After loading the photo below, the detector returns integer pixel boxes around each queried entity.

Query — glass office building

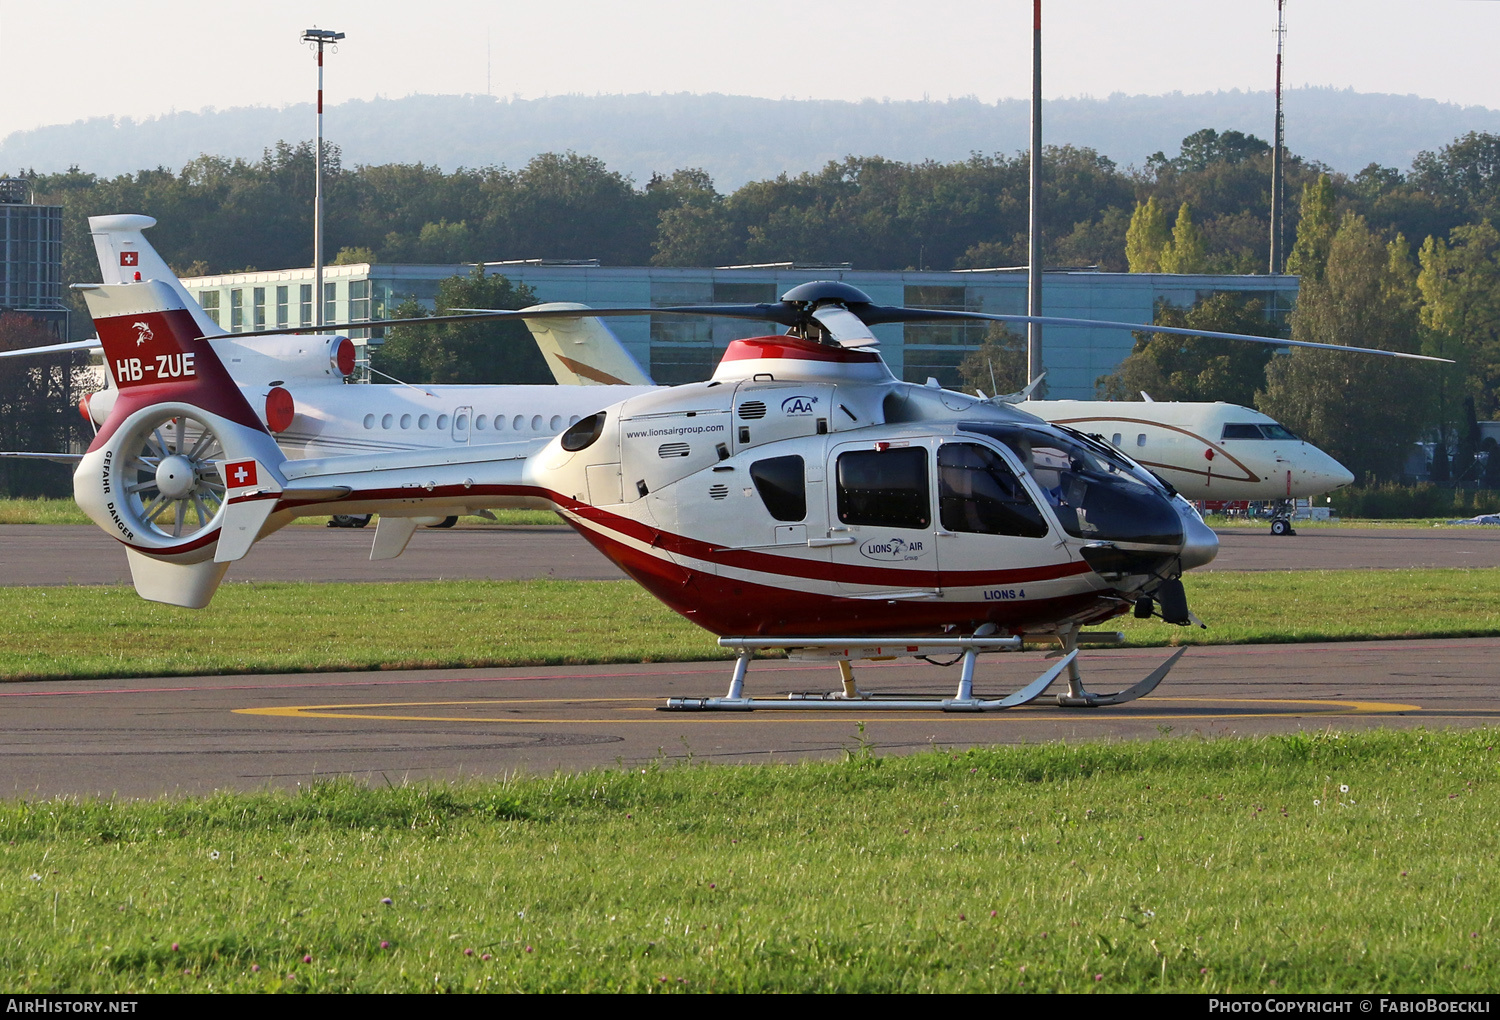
[0,179,67,337]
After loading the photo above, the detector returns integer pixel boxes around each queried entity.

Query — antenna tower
[1269,0,1286,274]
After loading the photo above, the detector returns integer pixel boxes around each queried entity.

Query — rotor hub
[155,454,197,500]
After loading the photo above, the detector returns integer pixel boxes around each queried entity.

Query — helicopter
[53,216,1446,713]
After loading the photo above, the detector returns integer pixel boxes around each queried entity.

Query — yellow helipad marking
[236,695,1421,724]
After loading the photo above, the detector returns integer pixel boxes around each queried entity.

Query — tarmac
[0,637,1493,798]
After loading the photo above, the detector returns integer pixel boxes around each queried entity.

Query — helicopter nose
[1173,495,1219,571]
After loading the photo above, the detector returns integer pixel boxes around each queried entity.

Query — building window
[324,282,337,327]
[230,289,243,332]
[650,346,717,386]
[199,291,221,327]
[349,280,369,321]
[276,286,289,328]
[300,284,313,327]
[253,287,266,331]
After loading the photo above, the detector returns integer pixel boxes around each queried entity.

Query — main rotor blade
[858,307,1453,363]
[210,298,1452,364]
[0,338,101,360]
[0,451,85,464]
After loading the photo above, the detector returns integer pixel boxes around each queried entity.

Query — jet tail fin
[521,303,654,386]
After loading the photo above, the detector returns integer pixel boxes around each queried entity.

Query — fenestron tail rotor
[116,411,227,541]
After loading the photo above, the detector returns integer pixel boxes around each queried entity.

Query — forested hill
[6,89,1499,188]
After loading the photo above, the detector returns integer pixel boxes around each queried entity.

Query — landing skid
[660,632,1186,712]
[1054,645,1186,707]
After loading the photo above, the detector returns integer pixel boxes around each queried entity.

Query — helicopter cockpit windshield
[958,421,1184,548]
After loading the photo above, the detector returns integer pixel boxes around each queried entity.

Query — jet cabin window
[938,443,1048,538]
[1222,422,1300,441]
[750,455,806,522]
[837,447,930,530]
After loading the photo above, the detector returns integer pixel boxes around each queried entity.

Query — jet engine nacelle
[211,334,356,385]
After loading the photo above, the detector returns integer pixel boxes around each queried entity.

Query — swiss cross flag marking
[226,460,258,488]
[119,251,139,267]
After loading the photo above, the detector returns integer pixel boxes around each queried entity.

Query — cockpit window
[938,443,1048,538]
[957,422,1182,547]
[1222,422,1300,441]
[750,455,806,522]
[837,447,930,530]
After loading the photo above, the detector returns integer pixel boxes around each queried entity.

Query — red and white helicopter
[14,215,1446,712]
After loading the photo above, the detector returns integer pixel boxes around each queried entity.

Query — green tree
[331,246,375,266]
[371,267,544,385]
[1096,293,1277,405]
[1410,131,1500,223]
[956,324,1027,396]
[1417,222,1500,417]
[1285,174,1337,282]
[1258,213,1433,481]
[1125,196,1170,272]
[0,313,89,496]
[1159,203,1207,273]
[1171,128,1271,172]
[650,169,735,267]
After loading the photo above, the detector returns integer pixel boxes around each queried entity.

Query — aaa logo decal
[859,536,927,562]
[781,395,818,415]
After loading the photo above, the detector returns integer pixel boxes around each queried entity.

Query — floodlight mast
[301,27,345,329]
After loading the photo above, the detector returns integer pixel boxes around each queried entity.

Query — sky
[2,0,1498,140]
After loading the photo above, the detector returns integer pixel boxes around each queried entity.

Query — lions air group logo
[132,322,154,346]
[859,535,927,562]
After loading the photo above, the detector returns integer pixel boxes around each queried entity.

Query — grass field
[0,728,1492,993]
[2,568,1499,682]
[1202,515,1478,530]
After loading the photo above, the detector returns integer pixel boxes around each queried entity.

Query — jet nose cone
[1173,495,1218,571]
[1310,446,1355,491]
